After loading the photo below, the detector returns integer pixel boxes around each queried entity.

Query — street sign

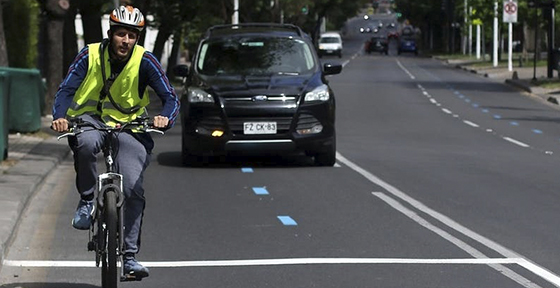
[503,0,518,23]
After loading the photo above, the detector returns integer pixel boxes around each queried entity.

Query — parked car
[173,23,343,166]
[318,32,343,58]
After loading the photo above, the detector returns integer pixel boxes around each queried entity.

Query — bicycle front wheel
[101,190,119,288]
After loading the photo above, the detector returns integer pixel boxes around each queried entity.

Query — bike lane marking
[336,152,560,287]
[3,257,522,268]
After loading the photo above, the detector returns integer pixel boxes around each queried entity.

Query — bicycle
[57,117,163,288]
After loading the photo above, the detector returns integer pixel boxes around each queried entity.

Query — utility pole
[469,6,472,56]
[463,0,467,55]
[233,0,239,24]
[546,3,555,78]
[493,1,499,67]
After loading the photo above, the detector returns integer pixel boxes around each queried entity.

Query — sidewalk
[439,56,560,106]
[0,116,70,269]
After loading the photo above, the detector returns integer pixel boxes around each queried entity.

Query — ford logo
[253,95,268,101]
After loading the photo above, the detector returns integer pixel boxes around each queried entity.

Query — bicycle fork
[89,172,126,278]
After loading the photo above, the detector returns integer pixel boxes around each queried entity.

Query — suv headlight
[304,84,330,102]
[187,87,214,103]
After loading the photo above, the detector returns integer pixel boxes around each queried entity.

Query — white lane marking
[2,258,523,268]
[396,60,415,80]
[441,108,453,114]
[518,259,560,286]
[336,152,560,287]
[372,192,541,288]
[503,137,530,148]
[463,120,479,128]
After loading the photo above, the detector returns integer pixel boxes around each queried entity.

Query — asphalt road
[4,17,560,288]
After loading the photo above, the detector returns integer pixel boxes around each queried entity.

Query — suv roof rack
[206,23,304,38]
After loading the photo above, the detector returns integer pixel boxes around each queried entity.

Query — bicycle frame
[96,131,126,283]
[57,118,163,286]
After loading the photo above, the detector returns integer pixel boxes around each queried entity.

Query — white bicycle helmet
[110,5,145,32]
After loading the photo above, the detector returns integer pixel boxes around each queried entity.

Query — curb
[0,134,70,271]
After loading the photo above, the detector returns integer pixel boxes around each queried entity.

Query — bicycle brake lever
[145,128,164,135]
[57,131,76,140]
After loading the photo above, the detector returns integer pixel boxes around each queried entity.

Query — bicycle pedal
[87,241,96,251]
[121,274,143,282]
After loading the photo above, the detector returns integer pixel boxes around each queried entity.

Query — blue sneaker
[72,199,95,230]
[124,254,149,279]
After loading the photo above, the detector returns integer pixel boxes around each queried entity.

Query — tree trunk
[81,10,104,44]
[44,0,69,115]
[166,30,182,78]
[63,4,78,73]
[134,0,151,46]
[0,1,8,67]
[151,29,171,61]
[77,0,104,44]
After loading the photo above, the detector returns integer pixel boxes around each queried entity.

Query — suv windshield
[197,36,316,76]
[319,37,340,44]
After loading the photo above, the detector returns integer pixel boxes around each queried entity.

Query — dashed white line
[441,108,453,114]
[503,137,530,148]
[463,120,479,128]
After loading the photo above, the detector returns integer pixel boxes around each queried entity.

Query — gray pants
[69,114,150,255]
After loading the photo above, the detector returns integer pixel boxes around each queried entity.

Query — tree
[41,0,69,115]
[0,0,8,67]
[4,0,39,68]
[76,0,107,45]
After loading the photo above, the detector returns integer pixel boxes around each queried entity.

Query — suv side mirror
[323,63,342,75]
[173,64,190,77]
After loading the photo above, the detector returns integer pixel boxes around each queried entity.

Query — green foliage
[3,0,39,68]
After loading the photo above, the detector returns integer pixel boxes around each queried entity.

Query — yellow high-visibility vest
[66,42,149,126]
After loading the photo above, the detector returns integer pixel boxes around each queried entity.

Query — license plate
[243,122,277,134]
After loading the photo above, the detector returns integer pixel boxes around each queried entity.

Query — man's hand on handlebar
[52,118,69,132]
[153,115,169,129]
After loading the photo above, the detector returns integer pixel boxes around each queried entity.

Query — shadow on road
[156,151,317,169]
[1,283,99,288]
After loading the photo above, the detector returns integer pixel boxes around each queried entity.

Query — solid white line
[396,60,416,80]
[372,192,541,288]
[503,137,530,148]
[463,120,479,128]
[3,258,523,268]
[336,152,559,287]
[518,259,560,286]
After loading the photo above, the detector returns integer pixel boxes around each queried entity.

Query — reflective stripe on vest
[66,42,149,127]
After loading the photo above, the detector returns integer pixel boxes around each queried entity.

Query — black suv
[173,23,342,166]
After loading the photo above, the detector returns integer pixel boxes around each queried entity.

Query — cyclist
[51,5,180,279]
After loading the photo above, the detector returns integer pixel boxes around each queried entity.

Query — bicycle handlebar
[56,118,165,140]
